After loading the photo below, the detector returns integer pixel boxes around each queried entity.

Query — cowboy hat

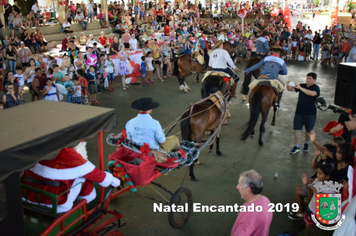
[212,40,223,50]
[259,30,269,37]
[202,30,210,35]
[270,45,283,53]
[131,97,160,111]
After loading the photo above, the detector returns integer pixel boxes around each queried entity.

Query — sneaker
[288,212,303,220]
[303,143,309,152]
[290,145,300,154]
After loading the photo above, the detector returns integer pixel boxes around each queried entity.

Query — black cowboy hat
[202,30,210,35]
[131,97,160,111]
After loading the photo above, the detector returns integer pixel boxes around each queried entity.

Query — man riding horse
[254,30,270,58]
[244,45,288,107]
[197,30,211,71]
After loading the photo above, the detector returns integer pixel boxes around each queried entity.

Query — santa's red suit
[22,142,120,213]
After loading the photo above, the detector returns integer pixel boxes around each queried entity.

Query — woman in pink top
[122,30,131,51]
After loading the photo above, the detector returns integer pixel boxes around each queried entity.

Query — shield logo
[315,193,342,225]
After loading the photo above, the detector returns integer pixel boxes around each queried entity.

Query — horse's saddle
[207,91,225,112]
[194,52,204,65]
[248,79,284,94]
[201,71,234,86]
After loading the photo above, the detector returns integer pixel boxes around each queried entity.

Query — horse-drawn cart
[0,101,197,236]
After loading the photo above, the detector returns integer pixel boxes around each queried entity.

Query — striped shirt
[18,47,31,64]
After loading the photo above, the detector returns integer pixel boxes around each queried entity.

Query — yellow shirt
[150,44,160,59]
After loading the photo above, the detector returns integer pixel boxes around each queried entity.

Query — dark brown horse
[240,84,278,146]
[180,75,231,180]
[174,42,237,91]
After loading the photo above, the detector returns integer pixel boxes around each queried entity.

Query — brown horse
[240,84,278,146]
[180,75,230,180]
[174,42,237,91]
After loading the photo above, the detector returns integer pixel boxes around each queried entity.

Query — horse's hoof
[216,151,222,156]
[191,176,197,181]
[271,122,275,126]
[205,131,211,135]
[259,142,264,146]
[208,150,213,155]
[223,120,228,125]
[250,135,254,138]
[241,95,246,101]
[195,160,200,165]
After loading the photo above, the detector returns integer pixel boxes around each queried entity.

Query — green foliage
[348,2,356,13]
[312,0,320,5]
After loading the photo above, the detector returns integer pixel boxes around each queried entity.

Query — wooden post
[101,0,108,23]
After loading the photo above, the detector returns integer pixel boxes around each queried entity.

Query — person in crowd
[231,170,273,236]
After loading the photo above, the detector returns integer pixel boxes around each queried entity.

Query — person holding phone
[287,72,320,154]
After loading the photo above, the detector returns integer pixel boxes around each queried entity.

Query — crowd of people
[1,1,356,234]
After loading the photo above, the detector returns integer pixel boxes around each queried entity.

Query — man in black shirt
[287,72,320,154]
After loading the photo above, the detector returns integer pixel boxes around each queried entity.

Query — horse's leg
[189,164,196,181]
[209,143,213,155]
[216,137,222,156]
[258,108,270,146]
[196,73,199,82]
[271,104,277,126]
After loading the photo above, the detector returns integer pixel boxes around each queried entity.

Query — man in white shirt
[75,10,88,30]
[209,40,239,81]
[31,1,40,14]
[86,0,94,23]
[304,30,314,40]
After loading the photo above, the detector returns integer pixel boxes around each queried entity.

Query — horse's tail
[241,89,262,141]
[180,108,192,141]
[173,58,179,76]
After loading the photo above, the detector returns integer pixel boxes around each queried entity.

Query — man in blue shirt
[197,30,210,71]
[254,30,270,58]
[126,98,180,152]
[244,46,288,107]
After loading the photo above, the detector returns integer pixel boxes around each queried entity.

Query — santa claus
[22,141,120,213]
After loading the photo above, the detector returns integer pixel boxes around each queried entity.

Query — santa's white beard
[74,141,88,160]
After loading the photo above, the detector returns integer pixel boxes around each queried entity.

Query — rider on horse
[197,30,211,71]
[209,40,239,82]
[244,46,288,107]
[254,30,270,58]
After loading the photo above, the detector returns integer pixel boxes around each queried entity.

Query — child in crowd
[291,38,298,59]
[236,38,246,63]
[332,41,340,65]
[97,72,104,94]
[79,72,88,105]
[145,51,154,83]
[305,38,312,60]
[43,78,59,102]
[287,38,292,59]
[320,43,331,65]
[86,66,99,105]
[162,55,169,79]
[302,164,335,229]
[63,74,74,103]
[14,66,26,91]
[105,54,115,90]
[71,76,83,104]
[140,56,146,84]
[46,68,54,80]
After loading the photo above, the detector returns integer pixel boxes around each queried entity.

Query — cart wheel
[168,187,193,229]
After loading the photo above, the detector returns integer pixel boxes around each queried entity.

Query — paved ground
[76,59,339,236]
